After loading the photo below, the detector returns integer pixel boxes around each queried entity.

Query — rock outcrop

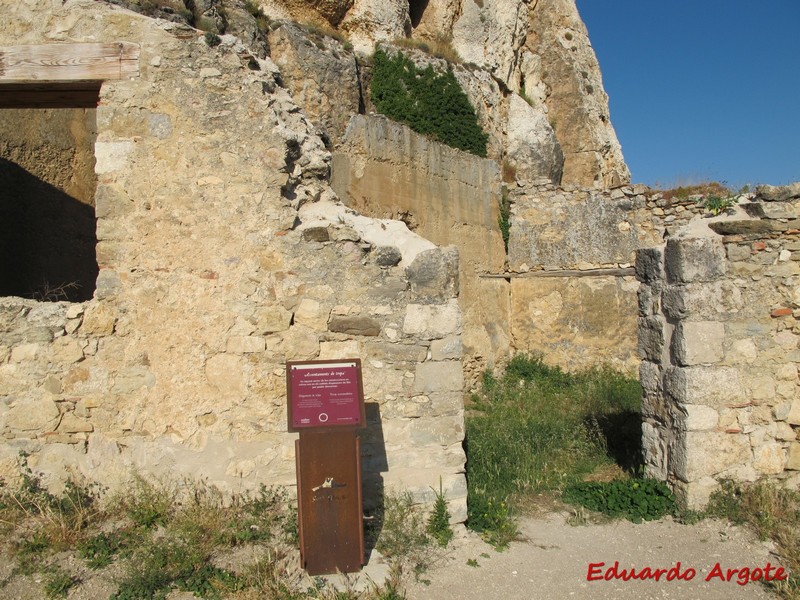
[258,0,628,188]
[524,0,629,188]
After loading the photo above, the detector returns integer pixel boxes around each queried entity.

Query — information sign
[287,359,365,431]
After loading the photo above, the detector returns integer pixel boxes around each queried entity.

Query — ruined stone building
[1,0,798,513]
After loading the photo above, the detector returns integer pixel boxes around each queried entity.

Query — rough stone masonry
[0,0,467,520]
[637,184,800,508]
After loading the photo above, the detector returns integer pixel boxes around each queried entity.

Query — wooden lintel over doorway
[0,42,140,108]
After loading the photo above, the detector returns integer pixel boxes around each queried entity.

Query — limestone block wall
[637,187,800,508]
[332,114,510,383]
[0,0,467,520]
[507,182,662,373]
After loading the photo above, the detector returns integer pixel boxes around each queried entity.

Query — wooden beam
[481,267,636,279]
[0,82,102,108]
[0,42,139,83]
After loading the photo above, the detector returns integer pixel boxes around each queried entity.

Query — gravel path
[405,514,784,600]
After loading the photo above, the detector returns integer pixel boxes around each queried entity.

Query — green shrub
[375,492,429,559]
[78,530,137,569]
[371,48,488,157]
[43,566,77,599]
[562,479,676,523]
[120,474,175,529]
[465,493,516,550]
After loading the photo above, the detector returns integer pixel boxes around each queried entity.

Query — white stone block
[294,298,330,330]
[673,477,719,511]
[684,405,719,431]
[753,443,785,474]
[95,140,134,174]
[788,399,800,425]
[673,321,724,366]
[319,340,360,360]
[6,398,60,431]
[414,361,464,393]
[673,431,751,481]
[787,443,800,470]
[403,300,462,340]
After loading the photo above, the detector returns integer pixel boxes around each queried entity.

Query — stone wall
[331,121,711,377]
[506,182,662,373]
[0,0,467,520]
[332,114,511,383]
[637,185,800,508]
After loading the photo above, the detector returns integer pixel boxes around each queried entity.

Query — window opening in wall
[0,83,100,302]
[409,0,430,29]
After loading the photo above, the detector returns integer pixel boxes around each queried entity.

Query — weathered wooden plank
[481,268,637,279]
[0,42,139,82]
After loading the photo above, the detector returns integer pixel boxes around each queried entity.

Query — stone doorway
[0,42,138,301]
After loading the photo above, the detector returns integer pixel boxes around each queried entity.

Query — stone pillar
[638,226,800,508]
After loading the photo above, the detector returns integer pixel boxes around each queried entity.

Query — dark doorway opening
[0,90,99,302]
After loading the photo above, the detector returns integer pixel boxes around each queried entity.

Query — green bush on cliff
[370,48,488,157]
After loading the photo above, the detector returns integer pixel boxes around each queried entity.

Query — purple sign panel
[287,360,365,431]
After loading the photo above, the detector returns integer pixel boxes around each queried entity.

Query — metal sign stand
[287,359,366,575]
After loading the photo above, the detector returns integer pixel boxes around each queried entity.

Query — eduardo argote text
[587,561,788,586]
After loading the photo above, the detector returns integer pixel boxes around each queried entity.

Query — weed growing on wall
[704,194,737,216]
[427,479,453,547]
[498,188,511,254]
[465,355,641,547]
[371,48,488,157]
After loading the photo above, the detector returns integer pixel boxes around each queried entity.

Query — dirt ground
[0,511,787,599]
[404,513,783,600]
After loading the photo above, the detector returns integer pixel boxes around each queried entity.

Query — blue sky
[575,0,799,190]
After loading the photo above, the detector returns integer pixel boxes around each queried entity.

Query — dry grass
[657,181,731,201]
[392,35,462,64]
[1,466,422,599]
[299,20,350,48]
[501,159,517,184]
[707,481,800,599]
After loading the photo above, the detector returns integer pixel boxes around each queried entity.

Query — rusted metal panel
[296,429,364,575]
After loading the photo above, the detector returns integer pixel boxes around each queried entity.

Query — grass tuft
[426,479,453,547]
[392,36,462,64]
[707,481,800,599]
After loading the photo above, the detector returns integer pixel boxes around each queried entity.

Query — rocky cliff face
[259,0,629,187]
